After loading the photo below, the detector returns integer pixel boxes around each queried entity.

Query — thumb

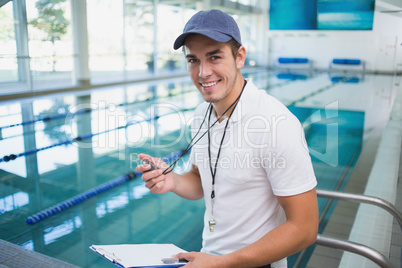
[138,153,151,160]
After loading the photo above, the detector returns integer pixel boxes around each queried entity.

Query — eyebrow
[206,49,223,57]
[185,49,224,59]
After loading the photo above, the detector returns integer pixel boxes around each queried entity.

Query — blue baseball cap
[173,9,242,50]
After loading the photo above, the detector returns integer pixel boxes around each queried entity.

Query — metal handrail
[314,189,401,267]
[315,234,395,268]
[316,189,402,230]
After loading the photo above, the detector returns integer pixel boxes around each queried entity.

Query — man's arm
[176,188,319,267]
[136,153,204,200]
[171,164,204,200]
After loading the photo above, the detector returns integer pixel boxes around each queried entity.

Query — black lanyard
[162,79,247,176]
[207,79,247,201]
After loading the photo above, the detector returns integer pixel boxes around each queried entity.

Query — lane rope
[25,149,186,225]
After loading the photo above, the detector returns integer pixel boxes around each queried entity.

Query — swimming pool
[0,69,387,267]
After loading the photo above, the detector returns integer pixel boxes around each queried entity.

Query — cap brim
[173,30,233,50]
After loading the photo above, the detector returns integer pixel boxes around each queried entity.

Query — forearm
[171,166,204,200]
[219,220,317,267]
[217,189,318,267]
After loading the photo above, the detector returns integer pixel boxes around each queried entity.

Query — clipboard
[90,243,188,268]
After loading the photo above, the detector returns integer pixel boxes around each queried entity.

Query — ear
[236,46,247,69]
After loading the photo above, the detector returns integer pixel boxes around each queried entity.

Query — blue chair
[276,57,313,70]
[329,58,366,72]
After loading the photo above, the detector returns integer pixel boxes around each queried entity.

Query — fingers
[138,153,152,163]
[135,163,152,173]
[135,153,174,193]
[136,153,157,173]
[142,168,162,182]
[147,180,166,193]
[143,171,164,188]
[174,252,194,262]
[137,154,171,174]
[136,155,166,191]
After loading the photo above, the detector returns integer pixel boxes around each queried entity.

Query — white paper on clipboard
[90,243,188,268]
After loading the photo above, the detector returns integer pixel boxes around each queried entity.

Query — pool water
[0,69,373,267]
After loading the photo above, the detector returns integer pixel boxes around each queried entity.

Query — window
[0,0,266,96]
[87,0,125,84]
[0,1,21,93]
[27,0,74,90]
[124,0,155,80]
[158,1,188,74]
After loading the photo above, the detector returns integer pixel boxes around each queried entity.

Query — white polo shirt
[190,79,317,267]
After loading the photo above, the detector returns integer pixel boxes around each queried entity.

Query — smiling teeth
[202,81,217,87]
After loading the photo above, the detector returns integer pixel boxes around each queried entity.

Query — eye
[187,58,199,64]
[210,56,220,61]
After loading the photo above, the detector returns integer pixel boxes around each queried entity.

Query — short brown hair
[228,39,241,59]
[181,35,242,59]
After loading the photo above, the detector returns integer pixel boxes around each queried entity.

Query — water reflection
[37,99,72,143]
[44,217,82,245]
[0,191,29,214]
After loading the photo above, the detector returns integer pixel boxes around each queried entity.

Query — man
[136,9,318,268]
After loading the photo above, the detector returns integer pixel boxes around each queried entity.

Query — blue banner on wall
[269,0,375,30]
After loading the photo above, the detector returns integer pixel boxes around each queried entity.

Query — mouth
[200,80,220,90]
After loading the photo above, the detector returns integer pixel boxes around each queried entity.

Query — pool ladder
[312,189,402,268]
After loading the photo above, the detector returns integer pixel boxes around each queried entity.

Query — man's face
[183,35,244,105]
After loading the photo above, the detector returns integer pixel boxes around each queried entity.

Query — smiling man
[136,9,318,268]
[183,34,244,121]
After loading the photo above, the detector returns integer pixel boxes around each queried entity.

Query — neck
[212,76,245,122]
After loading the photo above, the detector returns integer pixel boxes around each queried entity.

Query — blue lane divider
[277,73,308,80]
[26,171,138,225]
[0,107,195,163]
[0,133,93,163]
[0,108,91,130]
[0,84,199,131]
[25,149,186,225]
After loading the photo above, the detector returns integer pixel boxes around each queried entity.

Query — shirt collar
[208,78,256,124]
[228,78,256,123]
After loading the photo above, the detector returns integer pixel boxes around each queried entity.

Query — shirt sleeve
[263,104,317,196]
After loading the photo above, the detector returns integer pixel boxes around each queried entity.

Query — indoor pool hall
[0,1,401,268]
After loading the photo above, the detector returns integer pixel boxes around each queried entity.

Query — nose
[198,61,212,79]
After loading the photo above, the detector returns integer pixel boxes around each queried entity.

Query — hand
[175,252,225,268]
[135,153,175,194]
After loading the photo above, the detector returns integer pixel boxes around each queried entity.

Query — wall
[267,10,402,73]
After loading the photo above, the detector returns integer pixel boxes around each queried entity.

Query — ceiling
[1,0,401,18]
